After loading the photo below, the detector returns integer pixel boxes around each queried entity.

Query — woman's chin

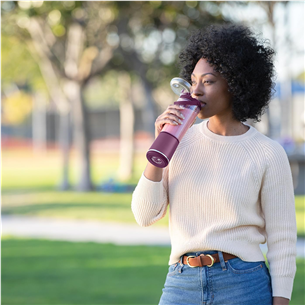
[197,112,210,120]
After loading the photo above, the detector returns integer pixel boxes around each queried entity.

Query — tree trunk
[140,78,158,135]
[259,1,277,138]
[25,19,72,191]
[63,80,92,191]
[63,22,93,191]
[121,50,157,136]
[117,72,135,181]
[58,112,71,190]
[32,91,47,154]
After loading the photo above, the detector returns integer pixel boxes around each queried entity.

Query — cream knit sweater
[131,120,297,300]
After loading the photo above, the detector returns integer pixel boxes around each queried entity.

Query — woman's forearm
[273,297,289,305]
[144,162,164,182]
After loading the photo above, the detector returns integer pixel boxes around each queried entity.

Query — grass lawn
[2,147,305,303]
[2,238,304,305]
[2,238,170,305]
[1,191,168,227]
[2,191,304,235]
[1,149,147,191]
[1,148,168,226]
[295,196,305,237]
[2,148,304,233]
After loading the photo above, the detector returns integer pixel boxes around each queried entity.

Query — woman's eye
[191,80,214,86]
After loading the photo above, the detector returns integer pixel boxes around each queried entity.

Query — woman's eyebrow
[191,73,217,77]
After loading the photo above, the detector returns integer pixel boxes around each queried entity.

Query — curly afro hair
[179,23,276,122]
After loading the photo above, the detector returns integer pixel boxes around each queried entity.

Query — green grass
[1,147,304,232]
[2,238,304,305]
[1,149,147,191]
[295,196,305,237]
[2,148,304,305]
[2,238,170,305]
[2,191,303,233]
[1,191,169,226]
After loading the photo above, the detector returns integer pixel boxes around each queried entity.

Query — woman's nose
[191,84,203,98]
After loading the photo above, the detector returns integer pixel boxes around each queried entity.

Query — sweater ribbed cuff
[131,173,167,227]
[140,172,164,187]
[272,276,294,300]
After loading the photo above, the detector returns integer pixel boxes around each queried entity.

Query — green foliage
[1,1,225,98]
[1,34,47,93]
[83,70,121,110]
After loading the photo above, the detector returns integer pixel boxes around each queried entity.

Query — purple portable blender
[146,78,201,168]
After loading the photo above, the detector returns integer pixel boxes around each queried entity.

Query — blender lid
[174,92,202,110]
[170,78,191,95]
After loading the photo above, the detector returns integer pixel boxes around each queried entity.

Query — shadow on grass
[2,180,137,195]
[1,190,138,222]
[1,186,61,194]
[2,202,130,214]
[1,190,170,225]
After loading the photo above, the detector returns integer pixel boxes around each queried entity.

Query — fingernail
[180,114,185,119]
[179,105,185,109]
[179,119,183,124]
[173,121,178,125]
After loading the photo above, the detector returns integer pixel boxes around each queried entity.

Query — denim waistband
[184,250,219,257]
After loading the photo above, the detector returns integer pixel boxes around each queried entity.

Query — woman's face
[191,58,233,121]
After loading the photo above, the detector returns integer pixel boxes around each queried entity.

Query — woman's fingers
[154,105,185,138]
[167,105,185,119]
[159,105,185,124]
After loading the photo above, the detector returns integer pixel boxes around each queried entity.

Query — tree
[2,1,118,191]
[107,1,225,180]
[2,1,224,185]
[220,0,290,137]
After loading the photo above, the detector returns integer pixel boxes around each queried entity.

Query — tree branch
[64,22,85,80]
[25,40,70,114]
[26,17,64,74]
[84,45,115,81]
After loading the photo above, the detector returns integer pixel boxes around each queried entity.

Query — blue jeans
[159,250,272,305]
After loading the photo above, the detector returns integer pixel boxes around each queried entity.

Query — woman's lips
[191,95,206,107]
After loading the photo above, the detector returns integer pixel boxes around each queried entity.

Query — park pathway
[2,215,305,257]
[1,215,170,246]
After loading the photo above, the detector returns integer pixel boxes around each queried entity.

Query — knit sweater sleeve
[260,142,297,300]
[131,166,169,227]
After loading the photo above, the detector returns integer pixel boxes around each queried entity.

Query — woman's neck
[207,118,249,136]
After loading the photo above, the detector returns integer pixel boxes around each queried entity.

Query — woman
[131,24,297,305]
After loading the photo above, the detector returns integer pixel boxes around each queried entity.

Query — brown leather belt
[179,252,237,268]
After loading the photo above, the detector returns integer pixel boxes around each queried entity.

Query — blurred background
[1,1,304,304]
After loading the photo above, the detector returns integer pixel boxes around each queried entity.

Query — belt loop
[178,255,184,273]
[218,251,227,271]
[179,255,184,266]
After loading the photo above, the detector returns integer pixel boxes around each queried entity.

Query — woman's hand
[273,297,289,305]
[154,104,185,139]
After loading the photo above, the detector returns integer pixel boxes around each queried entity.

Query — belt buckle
[187,254,215,268]
[186,256,197,268]
[199,254,215,267]
[205,254,215,267]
